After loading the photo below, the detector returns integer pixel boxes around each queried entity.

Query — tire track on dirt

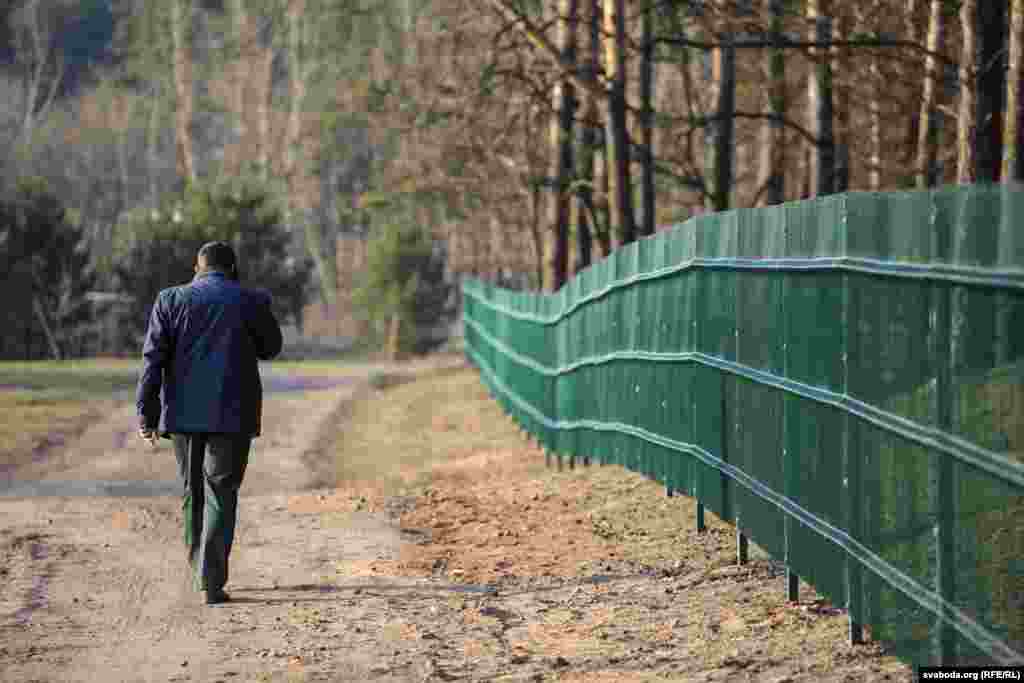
[1,533,54,628]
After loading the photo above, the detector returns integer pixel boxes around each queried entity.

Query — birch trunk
[956,0,977,183]
[807,0,834,197]
[916,0,946,188]
[867,52,882,191]
[902,0,924,165]
[1003,0,1024,182]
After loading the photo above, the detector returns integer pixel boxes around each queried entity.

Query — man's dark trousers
[173,433,251,593]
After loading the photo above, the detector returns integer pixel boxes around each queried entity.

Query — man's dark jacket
[136,272,283,437]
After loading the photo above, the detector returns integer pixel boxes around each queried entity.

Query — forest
[0,0,1020,358]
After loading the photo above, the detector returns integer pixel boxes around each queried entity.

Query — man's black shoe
[205,589,231,605]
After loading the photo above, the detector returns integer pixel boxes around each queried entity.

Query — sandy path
[0,365,451,683]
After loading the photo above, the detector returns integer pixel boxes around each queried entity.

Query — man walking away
[136,241,283,605]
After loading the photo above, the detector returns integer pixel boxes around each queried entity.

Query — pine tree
[354,221,453,358]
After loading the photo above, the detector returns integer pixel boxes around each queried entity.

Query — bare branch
[650,34,955,67]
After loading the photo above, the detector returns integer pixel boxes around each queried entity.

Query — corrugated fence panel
[462,186,1024,669]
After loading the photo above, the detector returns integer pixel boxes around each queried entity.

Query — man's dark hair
[197,241,237,275]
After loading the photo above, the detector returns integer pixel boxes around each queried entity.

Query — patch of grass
[0,359,138,396]
[331,367,533,495]
[0,359,139,467]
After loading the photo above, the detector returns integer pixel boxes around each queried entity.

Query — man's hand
[139,428,159,448]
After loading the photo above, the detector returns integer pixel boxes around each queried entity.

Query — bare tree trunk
[172,0,196,184]
[574,0,601,273]
[147,87,163,205]
[32,296,61,361]
[387,312,401,361]
[638,0,655,236]
[799,147,812,199]
[859,1,883,191]
[997,0,1020,372]
[284,0,308,187]
[956,0,978,183]
[591,0,611,260]
[757,0,786,206]
[916,0,946,188]
[545,0,578,292]
[978,2,1007,183]
[834,8,850,193]
[594,140,612,258]
[17,0,65,142]
[705,39,735,213]
[530,178,545,288]
[902,0,924,166]
[257,37,274,179]
[959,0,1007,183]
[603,0,635,246]
[1004,0,1024,183]
[867,51,882,191]
[285,1,337,308]
[574,185,593,273]
[225,0,252,178]
[807,0,834,197]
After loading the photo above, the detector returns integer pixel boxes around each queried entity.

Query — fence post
[736,524,749,566]
[845,410,864,645]
[696,501,706,533]
[837,202,865,645]
[935,457,955,664]
[781,220,799,604]
[934,267,956,665]
[787,570,799,602]
[721,372,732,528]
[929,192,958,665]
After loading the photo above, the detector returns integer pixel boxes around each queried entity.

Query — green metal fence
[462,185,1024,669]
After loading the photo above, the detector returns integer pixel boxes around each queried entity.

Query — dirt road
[0,364,457,683]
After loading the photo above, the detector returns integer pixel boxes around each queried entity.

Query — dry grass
[330,365,535,495]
